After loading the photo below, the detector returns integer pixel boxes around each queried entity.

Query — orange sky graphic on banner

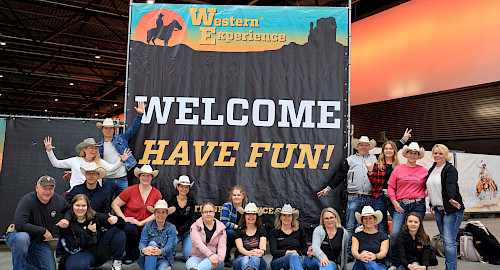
[135,9,188,47]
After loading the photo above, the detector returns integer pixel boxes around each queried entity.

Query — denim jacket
[98,113,142,171]
[139,220,177,265]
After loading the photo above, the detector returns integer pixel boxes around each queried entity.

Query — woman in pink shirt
[387,142,428,268]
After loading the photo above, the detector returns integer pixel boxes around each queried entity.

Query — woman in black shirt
[396,212,432,270]
[269,204,307,270]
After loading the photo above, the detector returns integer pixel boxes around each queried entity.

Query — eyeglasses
[202,211,214,214]
[324,217,336,221]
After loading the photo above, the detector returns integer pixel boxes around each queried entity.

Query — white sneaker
[111,260,122,270]
[388,266,397,270]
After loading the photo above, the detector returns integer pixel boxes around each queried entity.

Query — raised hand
[44,136,55,152]
[63,171,72,182]
[317,188,329,197]
[364,160,373,173]
[135,101,146,114]
[88,221,97,232]
[119,148,132,162]
[403,128,412,141]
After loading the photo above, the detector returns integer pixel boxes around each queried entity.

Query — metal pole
[0,114,102,122]
[347,0,352,157]
[124,0,134,125]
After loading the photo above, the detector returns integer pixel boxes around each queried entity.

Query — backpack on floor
[464,223,500,265]
[430,234,445,257]
[459,235,482,262]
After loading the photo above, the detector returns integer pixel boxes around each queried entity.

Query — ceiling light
[69,82,74,86]
[44,109,48,112]
[55,98,58,101]
[0,75,3,78]
[95,55,101,59]
[95,113,99,116]
[113,104,118,107]
[147,0,155,4]
[0,42,6,46]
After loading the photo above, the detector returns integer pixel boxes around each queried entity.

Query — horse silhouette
[147,15,182,46]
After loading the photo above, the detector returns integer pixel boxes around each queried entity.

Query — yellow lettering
[234,32,241,41]
[164,141,190,165]
[254,33,260,41]
[194,141,218,166]
[261,33,270,41]
[214,18,221,27]
[279,33,286,42]
[271,33,278,41]
[199,27,216,45]
[138,140,169,165]
[235,19,243,27]
[271,143,297,168]
[294,144,326,169]
[214,142,239,166]
[222,18,229,27]
[245,143,271,167]
[189,8,217,26]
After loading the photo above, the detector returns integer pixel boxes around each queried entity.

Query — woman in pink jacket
[187,202,227,270]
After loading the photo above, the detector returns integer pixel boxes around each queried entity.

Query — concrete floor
[1,217,499,270]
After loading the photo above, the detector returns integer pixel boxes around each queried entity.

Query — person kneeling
[139,200,177,270]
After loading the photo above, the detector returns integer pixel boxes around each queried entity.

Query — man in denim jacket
[97,101,145,201]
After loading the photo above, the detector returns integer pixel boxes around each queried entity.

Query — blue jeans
[5,231,56,270]
[371,194,389,234]
[64,250,94,269]
[352,260,387,270]
[226,228,236,261]
[233,255,267,270]
[95,226,126,266]
[304,256,338,270]
[186,255,224,270]
[138,241,171,270]
[174,231,192,261]
[103,176,128,202]
[434,209,463,270]
[270,253,306,270]
[346,195,373,256]
[388,199,425,265]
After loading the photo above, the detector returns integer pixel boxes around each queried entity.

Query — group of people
[5,112,464,270]
[318,130,464,270]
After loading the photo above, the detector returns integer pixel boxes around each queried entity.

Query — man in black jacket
[5,175,70,270]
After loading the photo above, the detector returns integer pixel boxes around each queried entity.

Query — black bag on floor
[464,223,500,264]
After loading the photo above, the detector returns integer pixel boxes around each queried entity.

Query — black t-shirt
[320,228,344,264]
[353,231,388,264]
[204,224,216,243]
[269,227,308,259]
[383,164,393,189]
[234,227,267,258]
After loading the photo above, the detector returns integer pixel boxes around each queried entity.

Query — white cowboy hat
[147,199,176,215]
[134,164,159,178]
[237,202,264,216]
[355,205,383,225]
[173,175,194,188]
[275,204,299,219]
[75,138,102,154]
[80,163,106,179]
[402,142,425,159]
[96,118,119,129]
[351,136,376,150]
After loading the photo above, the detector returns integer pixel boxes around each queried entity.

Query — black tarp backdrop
[127,13,349,227]
[0,117,103,235]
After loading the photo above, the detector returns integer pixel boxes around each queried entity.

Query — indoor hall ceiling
[0,0,407,118]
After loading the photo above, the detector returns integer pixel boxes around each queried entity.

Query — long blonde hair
[227,185,248,205]
[79,146,102,166]
[376,141,400,168]
[274,213,299,232]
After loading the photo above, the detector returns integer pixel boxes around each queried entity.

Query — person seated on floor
[187,202,227,270]
[395,213,433,270]
[221,185,248,267]
[6,176,70,270]
[138,200,177,270]
[233,203,267,270]
[58,194,125,270]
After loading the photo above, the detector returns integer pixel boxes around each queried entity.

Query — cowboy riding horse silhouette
[147,13,182,46]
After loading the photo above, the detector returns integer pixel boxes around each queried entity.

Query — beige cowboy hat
[275,204,299,219]
[173,175,194,188]
[80,163,106,179]
[352,136,377,150]
[75,138,102,154]
[147,199,176,215]
[355,205,383,225]
[96,118,119,129]
[134,164,159,178]
[402,142,425,159]
[237,202,264,216]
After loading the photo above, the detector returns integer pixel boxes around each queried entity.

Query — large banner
[127,4,349,226]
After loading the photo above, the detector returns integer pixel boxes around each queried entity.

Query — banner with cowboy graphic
[127,4,349,226]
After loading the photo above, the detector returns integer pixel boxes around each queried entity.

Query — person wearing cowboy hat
[111,164,162,264]
[138,200,176,270]
[166,175,195,262]
[233,203,267,270]
[317,129,412,259]
[6,175,70,270]
[387,142,428,267]
[269,204,307,270]
[97,101,145,204]
[351,206,389,270]
[65,163,110,213]
[44,136,131,192]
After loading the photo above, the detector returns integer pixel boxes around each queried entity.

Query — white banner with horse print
[457,153,500,212]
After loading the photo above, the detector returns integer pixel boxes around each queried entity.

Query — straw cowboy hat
[275,204,299,219]
[75,138,102,154]
[134,164,159,178]
[147,199,176,215]
[351,136,376,150]
[402,142,425,159]
[96,118,119,129]
[173,175,194,188]
[80,163,106,179]
[237,202,264,216]
[355,205,383,225]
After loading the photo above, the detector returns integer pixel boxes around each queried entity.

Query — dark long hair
[70,194,96,221]
[402,212,430,246]
[238,212,263,232]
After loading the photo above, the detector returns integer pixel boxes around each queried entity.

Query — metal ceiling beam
[30,0,128,21]
[0,69,125,86]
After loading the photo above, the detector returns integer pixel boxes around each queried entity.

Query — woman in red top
[111,164,162,264]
